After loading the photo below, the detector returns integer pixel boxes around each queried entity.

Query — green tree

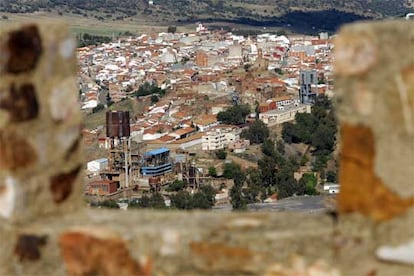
[243,168,262,203]
[208,166,217,177]
[169,185,216,210]
[223,162,245,186]
[276,140,285,155]
[299,173,319,195]
[318,77,326,84]
[274,68,283,75]
[130,193,165,209]
[326,170,337,183]
[150,94,159,104]
[217,104,250,125]
[215,149,227,160]
[261,139,276,158]
[135,82,166,97]
[282,95,336,147]
[281,95,337,178]
[92,103,105,113]
[148,193,166,209]
[240,119,269,144]
[275,164,302,198]
[311,124,335,155]
[312,154,329,172]
[170,191,193,210]
[314,94,331,109]
[198,185,216,207]
[258,156,278,187]
[257,139,301,199]
[191,192,212,209]
[92,200,119,209]
[230,184,246,210]
[167,25,177,33]
[282,122,300,143]
[166,180,187,192]
[295,113,317,144]
[106,93,114,107]
[181,56,190,65]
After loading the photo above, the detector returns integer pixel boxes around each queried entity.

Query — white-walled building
[202,127,240,151]
[259,104,311,126]
[87,158,108,173]
[202,129,226,151]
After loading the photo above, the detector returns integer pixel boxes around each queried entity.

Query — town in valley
[79,23,339,211]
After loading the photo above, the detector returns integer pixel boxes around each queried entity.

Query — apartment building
[202,127,240,151]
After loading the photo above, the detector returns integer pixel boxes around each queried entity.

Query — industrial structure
[105,110,132,189]
[87,111,178,196]
[140,147,173,177]
[86,109,219,200]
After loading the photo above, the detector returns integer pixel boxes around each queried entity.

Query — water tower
[106,111,131,188]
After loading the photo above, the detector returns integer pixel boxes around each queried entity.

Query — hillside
[84,98,145,130]
[1,0,412,33]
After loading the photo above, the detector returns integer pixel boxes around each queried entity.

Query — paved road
[213,195,335,213]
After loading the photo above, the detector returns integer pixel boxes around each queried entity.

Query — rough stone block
[0,22,82,222]
[334,21,414,221]
[0,24,43,74]
[59,227,151,276]
[14,234,47,262]
[338,124,414,221]
[190,241,261,274]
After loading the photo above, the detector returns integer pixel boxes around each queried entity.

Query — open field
[0,0,409,36]
[0,8,372,37]
[0,12,180,36]
[0,11,287,36]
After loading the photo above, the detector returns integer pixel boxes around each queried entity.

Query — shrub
[215,149,227,160]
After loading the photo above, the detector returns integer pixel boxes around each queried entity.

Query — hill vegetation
[1,0,411,33]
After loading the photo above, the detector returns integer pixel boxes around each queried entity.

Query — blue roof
[144,147,170,156]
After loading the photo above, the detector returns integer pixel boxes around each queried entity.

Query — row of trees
[92,187,216,211]
[135,82,166,100]
[282,95,336,152]
[131,181,216,210]
[217,104,250,125]
[169,185,216,210]
[282,95,337,172]
[78,33,112,47]
[221,99,339,209]
[224,135,319,210]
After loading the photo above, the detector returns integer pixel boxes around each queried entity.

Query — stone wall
[0,20,413,275]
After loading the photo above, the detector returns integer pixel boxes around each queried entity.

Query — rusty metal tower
[106,110,131,189]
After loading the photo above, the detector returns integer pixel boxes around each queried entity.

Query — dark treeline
[77,33,112,47]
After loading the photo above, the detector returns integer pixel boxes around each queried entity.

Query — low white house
[323,183,340,194]
[87,158,108,173]
[228,139,250,153]
[81,100,98,109]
